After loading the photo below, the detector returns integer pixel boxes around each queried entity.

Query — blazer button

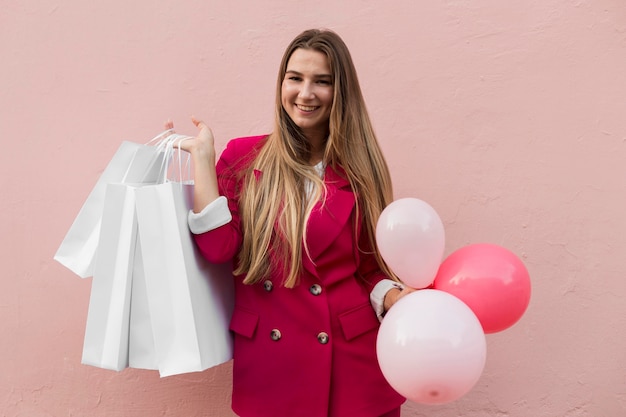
[270,329,282,341]
[263,280,273,292]
[309,284,322,296]
[317,332,329,344]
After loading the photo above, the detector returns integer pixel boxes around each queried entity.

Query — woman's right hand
[165,117,216,158]
[165,117,220,213]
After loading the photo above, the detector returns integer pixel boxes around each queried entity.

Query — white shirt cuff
[370,279,405,322]
[187,196,232,234]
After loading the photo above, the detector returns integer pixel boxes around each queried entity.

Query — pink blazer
[194,136,404,417]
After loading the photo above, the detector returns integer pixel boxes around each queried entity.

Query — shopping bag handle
[157,134,193,184]
[145,129,175,147]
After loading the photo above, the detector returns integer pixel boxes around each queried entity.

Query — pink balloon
[434,243,531,334]
[376,198,445,288]
[377,289,486,405]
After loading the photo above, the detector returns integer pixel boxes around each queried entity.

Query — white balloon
[376,289,487,405]
[376,198,445,288]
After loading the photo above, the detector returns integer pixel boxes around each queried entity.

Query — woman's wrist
[190,145,215,163]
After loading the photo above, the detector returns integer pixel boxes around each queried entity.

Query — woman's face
[281,48,334,141]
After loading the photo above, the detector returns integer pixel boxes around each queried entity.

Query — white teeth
[297,104,318,112]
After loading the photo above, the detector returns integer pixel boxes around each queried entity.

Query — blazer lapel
[303,165,355,276]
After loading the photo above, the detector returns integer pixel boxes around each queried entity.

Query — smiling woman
[171,28,408,417]
[281,48,334,162]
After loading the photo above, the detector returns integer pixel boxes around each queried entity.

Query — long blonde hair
[234,29,395,287]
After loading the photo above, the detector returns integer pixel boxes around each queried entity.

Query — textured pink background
[2,1,625,416]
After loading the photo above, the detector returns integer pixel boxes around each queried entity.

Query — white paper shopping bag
[128,235,158,370]
[81,183,138,371]
[55,142,140,278]
[54,133,170,278]
[135,181,234,377]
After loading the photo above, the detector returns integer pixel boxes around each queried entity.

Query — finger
[191,115,208,130]
[399,287,415,297]
[164,119,174,130]
[190,116,214,141]
[174,137,190,149]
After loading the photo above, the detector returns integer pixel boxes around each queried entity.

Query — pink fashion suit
[192,135,405,417]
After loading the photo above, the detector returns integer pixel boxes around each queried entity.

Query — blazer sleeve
[192,136,264,264]
[355,223,391,293]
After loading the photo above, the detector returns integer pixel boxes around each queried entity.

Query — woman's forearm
[190,148,220,213]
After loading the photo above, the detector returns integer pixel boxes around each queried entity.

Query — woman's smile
[281,48,334,142]
[296,104,321,112]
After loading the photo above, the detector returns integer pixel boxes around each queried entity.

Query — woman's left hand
[383,286,416,312]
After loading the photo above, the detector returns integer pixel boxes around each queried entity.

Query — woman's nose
[298,81,315,99]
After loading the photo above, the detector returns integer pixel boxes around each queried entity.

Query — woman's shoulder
[225,135,268,154]
[218,134,268,167]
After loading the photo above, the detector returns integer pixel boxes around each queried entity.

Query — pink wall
[2,0,625,415]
